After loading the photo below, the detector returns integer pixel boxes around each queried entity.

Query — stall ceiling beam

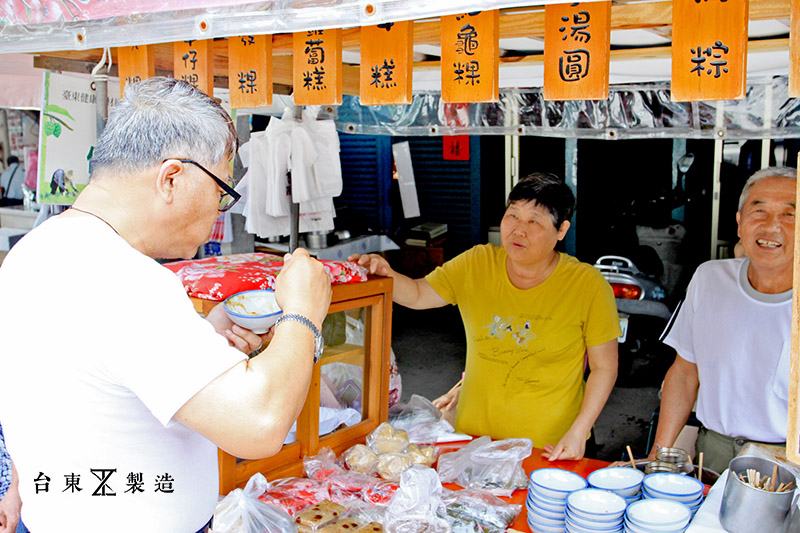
[266,0,789,54]
[410,37,791,70]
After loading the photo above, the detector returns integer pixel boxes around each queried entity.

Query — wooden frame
[788,161,800,465]
[192,276,393,492]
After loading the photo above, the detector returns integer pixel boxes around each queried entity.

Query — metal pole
[710,104,724,260]
[91,47,110,138]
[288,170,299,252]
[0,109,10,165]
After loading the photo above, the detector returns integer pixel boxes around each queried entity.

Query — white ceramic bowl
[528,509,566,527]
[528,492,568,513]
[567,510,624,530]
[626,499,691,529]
[643,486,703,506]
[530,468,589,499]
[527,500,567,520]
[223,289,282,334]
[568,488,627,518]
[623,518,685,533]
[528,517,567,533]
[643,473,703,499]
[565,516,623,533]
[589,467,646,497]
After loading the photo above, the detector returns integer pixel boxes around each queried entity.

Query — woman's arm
[542,339,618,461]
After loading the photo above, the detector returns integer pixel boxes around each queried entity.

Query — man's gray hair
[90,77,237,179]
[737,166,797,211]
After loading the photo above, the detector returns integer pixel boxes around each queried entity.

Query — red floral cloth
[163,252,368,301]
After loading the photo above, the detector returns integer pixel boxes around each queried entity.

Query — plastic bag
[366,422,409,454]
[442,489,522,532]
[389,394,449,444]
[436,436,491,484]
[303,447,345,480]
[258,477,331,516]
[385,465,450,533]
[213,473,297,533]
[436,437,532,497]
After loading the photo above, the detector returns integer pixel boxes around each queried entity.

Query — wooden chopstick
[697,452,703,481]
[771,465,778,492]
[626,445,637,469]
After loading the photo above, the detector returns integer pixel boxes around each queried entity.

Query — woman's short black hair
[506,172,575,229]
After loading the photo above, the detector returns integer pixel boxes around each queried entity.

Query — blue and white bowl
[566,514,623,533]
[625,498,691,531]
[589,467,645,498]
[530,468,589,500]
[643,473,703,501]
[223,289,282,334]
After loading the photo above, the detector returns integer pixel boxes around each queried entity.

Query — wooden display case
[191,276,393,493]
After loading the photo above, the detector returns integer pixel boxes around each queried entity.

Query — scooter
[594,255,675,387]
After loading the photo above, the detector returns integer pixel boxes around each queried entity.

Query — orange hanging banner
[671,0,749,102]
[173,39,214,96]
[360,21,413,105]
[440,10,499,103]
[228,35,273,109]
[543,1,611,101]
[293,29,342,106]
[791,0,800,97]
[117,45,156,97]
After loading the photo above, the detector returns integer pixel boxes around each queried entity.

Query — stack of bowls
[624,499,692,533]
[566,488,626,533]
[642,472,704,516]
[588,467,645,505]
[528,468,588,533]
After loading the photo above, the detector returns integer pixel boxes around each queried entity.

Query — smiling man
[648,166,797,473]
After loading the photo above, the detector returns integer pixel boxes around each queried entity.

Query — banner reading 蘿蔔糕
[37,72,119,205]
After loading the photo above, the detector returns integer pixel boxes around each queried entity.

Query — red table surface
[437,443,611,531]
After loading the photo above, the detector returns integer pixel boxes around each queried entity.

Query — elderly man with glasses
[0,77,332,533]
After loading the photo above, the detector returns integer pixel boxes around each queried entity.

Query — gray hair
[737,166,797,211]
[90,77,237,179]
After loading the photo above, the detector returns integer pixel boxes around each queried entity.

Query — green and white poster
[37,71,119,204]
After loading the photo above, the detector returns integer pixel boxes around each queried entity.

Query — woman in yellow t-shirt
[350,172,620,461]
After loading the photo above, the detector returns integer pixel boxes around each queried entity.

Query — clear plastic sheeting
[336,77,800,140]
[0,0,583,54]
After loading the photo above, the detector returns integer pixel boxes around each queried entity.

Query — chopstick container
[720,455,796,533]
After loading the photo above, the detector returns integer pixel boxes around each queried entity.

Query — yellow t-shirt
[425,245,620,447]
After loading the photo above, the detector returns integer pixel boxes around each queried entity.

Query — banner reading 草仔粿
[37,71,119,205]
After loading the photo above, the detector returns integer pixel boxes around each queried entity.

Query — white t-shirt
[663,258,791,443]
[0,214,246,532]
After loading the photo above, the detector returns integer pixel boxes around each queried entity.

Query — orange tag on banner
[671,0,749,102]
[228,35,273,109]
[293,29,343,106]
[443,136,470,161]
[173,40,214,96]
[791,0,800,97]
[360,21,413,105]
[117,45,155,97]
[440,10,500,103]
[544,1,611,101]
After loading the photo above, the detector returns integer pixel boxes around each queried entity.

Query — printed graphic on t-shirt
[482,315,535,346]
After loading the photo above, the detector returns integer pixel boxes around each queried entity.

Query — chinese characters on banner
[440,11,499,103]
[360,21,413,105]
[293,29,343,105]
[790,0,800,97]
[671,0,748,101]
[443,102,470,161]
[32,469,175,496]
[173,39,214,96]
[228,35,273,108]
[117,45,155,97]
[544,1,611,101]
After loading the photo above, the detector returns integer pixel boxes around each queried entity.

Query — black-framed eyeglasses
[168,158,241,212]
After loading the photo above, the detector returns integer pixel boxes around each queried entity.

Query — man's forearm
[650,360,699,456]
